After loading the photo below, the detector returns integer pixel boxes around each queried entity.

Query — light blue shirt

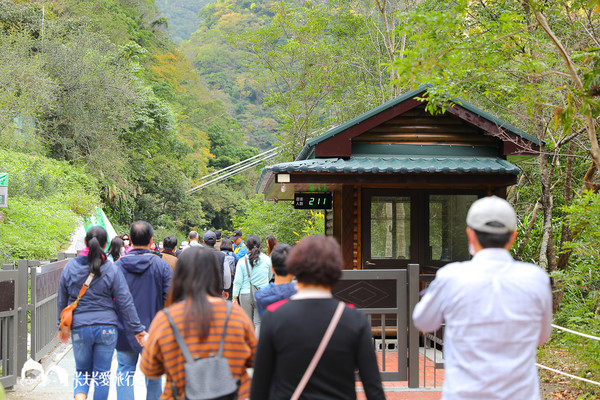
[232,253,272,297]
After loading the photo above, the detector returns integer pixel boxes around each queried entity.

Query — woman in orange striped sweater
[140,246,257,399]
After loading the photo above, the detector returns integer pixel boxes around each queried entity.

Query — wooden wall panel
[341,186,355,270]
[353,106,500,146]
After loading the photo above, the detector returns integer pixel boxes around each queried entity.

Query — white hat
[466,196,517,234]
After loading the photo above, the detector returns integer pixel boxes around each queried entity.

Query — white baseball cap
[466,196,517,234]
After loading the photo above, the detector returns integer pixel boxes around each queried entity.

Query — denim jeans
[116,350,162,400]
[71,325,117,400]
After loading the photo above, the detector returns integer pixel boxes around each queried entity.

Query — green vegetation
[0,0,268,262]
[0,149,100,261]
[154,0,215,43]
[232,198,324,246]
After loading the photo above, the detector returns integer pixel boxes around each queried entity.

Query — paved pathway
[6,344,442,400]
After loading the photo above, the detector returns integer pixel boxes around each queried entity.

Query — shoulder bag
[244,258,260,305]
[58,273,94,341]
[290,301,346,400]
[164,301,239,400]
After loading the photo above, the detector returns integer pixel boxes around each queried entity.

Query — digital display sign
[294,193,333,209]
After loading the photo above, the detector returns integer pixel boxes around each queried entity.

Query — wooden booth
[257,86,541,384]
[257,86,540,275]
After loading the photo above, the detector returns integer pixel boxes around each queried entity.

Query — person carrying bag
[231,235,272,333]
[56,226,146,400]
[58,272,94,342]
[141,247,257,400]
[164,301,239,400]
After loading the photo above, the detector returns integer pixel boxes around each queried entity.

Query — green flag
[0,173,7,187]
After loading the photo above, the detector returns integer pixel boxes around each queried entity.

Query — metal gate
[29,256,69,361]
[332,264,420,387]
[0,263,26,389]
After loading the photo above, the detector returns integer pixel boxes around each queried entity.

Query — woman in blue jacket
[57,226,146,400]
[232,234,272,334]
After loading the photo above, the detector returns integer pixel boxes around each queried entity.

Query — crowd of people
[58,224,385,400]
[57,195,552,400]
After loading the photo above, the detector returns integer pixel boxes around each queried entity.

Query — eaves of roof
[265,156,520,175]
[296,84,542,161]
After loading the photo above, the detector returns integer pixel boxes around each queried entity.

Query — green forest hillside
[155,0,214,43]
[0,0,265,262]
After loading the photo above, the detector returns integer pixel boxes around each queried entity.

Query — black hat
[230,230,243,240]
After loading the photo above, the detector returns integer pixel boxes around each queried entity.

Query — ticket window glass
[362,191,479,269]
[370,196,411,261]
[428,194,477,263]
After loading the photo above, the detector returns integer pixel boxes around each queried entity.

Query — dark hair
[85,226,107,277]
[271,243,291,276]
[107,237,124,262]
[163,235,177,251]
[287,236,342,287]
[188,230,198,240]
[220,238,233,252]
[266,235,278,256]
[166,247,221,339]
[214,230,222,240]
[246,235,261,267]
[130,220,153,246]
[473,229,513,248]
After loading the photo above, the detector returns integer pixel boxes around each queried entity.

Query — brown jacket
[161,251,178,271]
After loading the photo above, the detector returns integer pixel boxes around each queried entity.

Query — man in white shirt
[181,230,202,253]
[413,196,552,400]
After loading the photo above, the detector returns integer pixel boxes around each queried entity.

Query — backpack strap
[163,308,194,364]
[217,301,233,357]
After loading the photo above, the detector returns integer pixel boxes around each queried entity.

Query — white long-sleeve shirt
[413,248,552,400]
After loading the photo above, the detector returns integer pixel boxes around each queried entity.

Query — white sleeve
[222,259,232,290]
[412,276,446,333]
[538,274,553,345]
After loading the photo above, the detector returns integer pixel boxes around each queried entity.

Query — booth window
[428,194,477,262]
[363,190,481,269]
[370,196,411,260]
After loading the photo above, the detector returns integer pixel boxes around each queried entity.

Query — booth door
[361,190,480,272]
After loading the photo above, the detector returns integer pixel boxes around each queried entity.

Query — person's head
[85,226,108,276]
[167,247,221,338]
[230,229,243,245]
[220,238,233,252]
[287,235,342,288]
[107,237,124,262]
[214,230,222,241]
[119,233,131,248]
[266,235,278,256]
[203,230,217,247]
[246,234,262,266]
[271,243,292,277]
[163,235,177,252]
[130,220,154,247]
[188,230,199,242]
[466,196,518,251]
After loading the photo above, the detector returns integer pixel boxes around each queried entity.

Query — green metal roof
[265,156,520,175]
[296,84,541,160]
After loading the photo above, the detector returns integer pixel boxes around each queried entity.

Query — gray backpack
[163,301,239,400]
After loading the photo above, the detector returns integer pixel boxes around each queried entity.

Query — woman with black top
[251,235,385,399]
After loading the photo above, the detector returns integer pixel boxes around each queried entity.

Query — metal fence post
[16,260,29,375]
[407,263,420,388]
